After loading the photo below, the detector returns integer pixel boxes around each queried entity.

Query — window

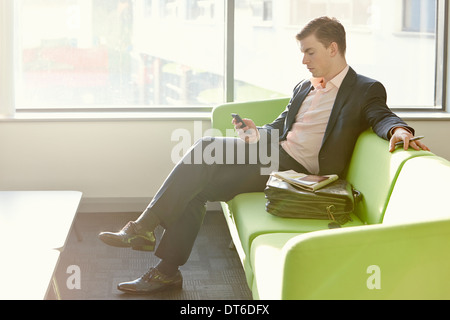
[288,0,372,27]
[250,0,273,23]
[403,0,436,33]
[186,0,216,21]
[234,0,286,102]
[235,0,443,109]
[1,0,446,114]
[15,0,225,109]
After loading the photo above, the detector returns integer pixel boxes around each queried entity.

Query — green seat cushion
[228,192,364,261]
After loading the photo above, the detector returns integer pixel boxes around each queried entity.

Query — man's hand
[232,118,259,144]
[232,117,256,131]
[389,127,430,153]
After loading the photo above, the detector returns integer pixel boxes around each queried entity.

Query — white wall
[0,119,211,212]
[406,119,450,157]
[0,118,448,213]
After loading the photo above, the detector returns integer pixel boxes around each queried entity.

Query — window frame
[0,0,449,119]
[433,0,448,112]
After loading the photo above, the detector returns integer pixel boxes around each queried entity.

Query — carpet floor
[53,211,252,300]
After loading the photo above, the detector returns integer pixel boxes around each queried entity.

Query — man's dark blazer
[261,67,414,176]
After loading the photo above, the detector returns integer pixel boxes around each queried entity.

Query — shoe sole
[98,234,155,252]
[131,244,155,252]
[117,280,183,295]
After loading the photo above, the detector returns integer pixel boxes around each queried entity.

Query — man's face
[299,34,334,79]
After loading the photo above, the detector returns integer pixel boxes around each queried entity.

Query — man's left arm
[363,81,430,153]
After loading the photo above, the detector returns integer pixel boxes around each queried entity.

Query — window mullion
[436,0,449,111]
[435,1,448,108]
[225,0,235,103]
[0,0,15,118]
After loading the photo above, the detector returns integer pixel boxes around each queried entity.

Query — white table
[0,191,82,299]
[0,248,60,300]
[0,191,82,250]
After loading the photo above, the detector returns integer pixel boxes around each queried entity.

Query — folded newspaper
[271,170,339,192]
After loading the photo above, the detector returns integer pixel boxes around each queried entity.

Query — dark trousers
[138,136,308,266]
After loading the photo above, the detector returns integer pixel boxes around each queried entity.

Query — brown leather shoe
[118,268,183,294]
[98,221,156,252]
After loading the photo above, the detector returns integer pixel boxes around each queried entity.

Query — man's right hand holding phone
[231,113,259,144]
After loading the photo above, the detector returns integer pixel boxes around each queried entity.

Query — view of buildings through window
[16,0,438,109]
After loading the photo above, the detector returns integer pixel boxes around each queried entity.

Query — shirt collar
[311,65,349,90]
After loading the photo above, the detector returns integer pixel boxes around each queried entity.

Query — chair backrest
[211,98,290,135]
[345,130,433,224]
[382,156,450,224]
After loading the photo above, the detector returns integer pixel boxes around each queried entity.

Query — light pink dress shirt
[237,66,350,174]
[280,65,350,174]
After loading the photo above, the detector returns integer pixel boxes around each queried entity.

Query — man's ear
[329,42,339,57]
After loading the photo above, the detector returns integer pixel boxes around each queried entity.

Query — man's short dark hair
[296,16,347,56]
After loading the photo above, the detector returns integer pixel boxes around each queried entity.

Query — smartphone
[231,113,247,129]
[395,136,425,146]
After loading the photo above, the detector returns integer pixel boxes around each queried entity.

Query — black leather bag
[264,176,360,225]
